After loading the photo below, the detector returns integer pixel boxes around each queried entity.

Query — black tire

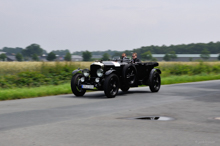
[71,74,86,96]
[149,71,161,92]
[122,64,137,86]
[104,74,120,98]
[120,85,130,92]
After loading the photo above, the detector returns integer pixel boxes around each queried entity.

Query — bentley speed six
[71,59,161,98]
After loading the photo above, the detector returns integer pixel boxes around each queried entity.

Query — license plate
[82,85,94,89]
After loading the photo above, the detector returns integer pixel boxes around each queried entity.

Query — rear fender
[155,68,161,74]
[150,68,161,75]
[149,68,161,79]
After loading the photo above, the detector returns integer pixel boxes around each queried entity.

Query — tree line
[0,44,72,61]
[132,41,220,55]
[1,41,220,61]
[81,51,110,61]
[81,41,220,61]
[73,41,220,57]
[74,49,117,56]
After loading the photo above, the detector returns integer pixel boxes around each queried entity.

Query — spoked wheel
[123,65,137,86]
[71,74,86,96]
[104,74,120,98]
[149,71,161,92]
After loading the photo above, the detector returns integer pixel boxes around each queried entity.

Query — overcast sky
[1,0,220,52]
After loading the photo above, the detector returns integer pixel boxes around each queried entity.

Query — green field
[0,61,220,101]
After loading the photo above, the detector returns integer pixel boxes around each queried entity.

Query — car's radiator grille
[90,65,101,77]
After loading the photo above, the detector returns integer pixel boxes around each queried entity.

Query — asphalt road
[0,80,220,146]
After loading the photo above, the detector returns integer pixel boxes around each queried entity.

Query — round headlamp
[80,77,85,82]
[97,68,103,77]
[95,78,100,83]
[82,69,90,77]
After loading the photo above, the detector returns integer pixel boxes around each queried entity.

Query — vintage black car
[71,59,161,98]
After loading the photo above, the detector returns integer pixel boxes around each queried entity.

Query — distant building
[55,55,64,61]
[72,55,83,61]
[39,54,65,61]
[92,55,102,59]
[0,52,17,61]
[152,54,219,61]
[0,51,6,55]
[58,55,64,61]
[40,54,48,61]
[6,55,16,61]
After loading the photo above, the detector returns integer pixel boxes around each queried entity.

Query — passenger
[132,52,141,63]
[121,53,128,60]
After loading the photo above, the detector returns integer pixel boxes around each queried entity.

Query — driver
[132,52,141,63]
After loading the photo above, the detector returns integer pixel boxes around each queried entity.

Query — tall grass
[1,61,219,75]
[0,62,80,88]
[0,61,90,75]
[157,61,220,77]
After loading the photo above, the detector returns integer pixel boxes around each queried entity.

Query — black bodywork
[71,59,161,98]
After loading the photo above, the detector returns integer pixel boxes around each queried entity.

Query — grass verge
[0,83,72,101]
[0,74,220,101]
[162,74,220,84]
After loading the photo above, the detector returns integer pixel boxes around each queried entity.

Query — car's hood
[92,61,124,67]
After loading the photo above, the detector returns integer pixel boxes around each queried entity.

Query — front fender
[105,69,116,76]
[72,69,82,76]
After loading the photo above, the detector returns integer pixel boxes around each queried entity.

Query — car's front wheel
[71,74,86,96]
[104,74,120,98]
